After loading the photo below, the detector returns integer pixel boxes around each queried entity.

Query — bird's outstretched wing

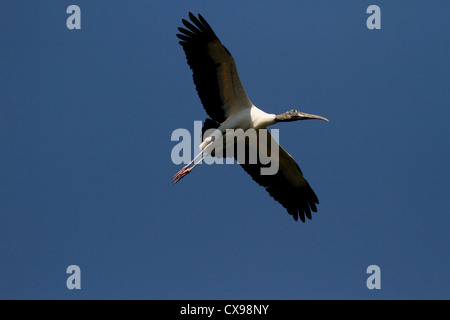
[177,13,252,123]
[235,130,319,222]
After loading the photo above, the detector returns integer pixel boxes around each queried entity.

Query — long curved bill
[298,112,329,122]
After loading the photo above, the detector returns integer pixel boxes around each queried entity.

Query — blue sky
[1,1,449,299]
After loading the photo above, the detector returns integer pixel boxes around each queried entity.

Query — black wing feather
[177,13,228,123]
[234,132,320,222]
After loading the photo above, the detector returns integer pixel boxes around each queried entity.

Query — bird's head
[275,109,329,123]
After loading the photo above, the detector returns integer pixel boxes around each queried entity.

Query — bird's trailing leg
[172,137,216,184]
[171,163,191,184]
[172,151,208,184]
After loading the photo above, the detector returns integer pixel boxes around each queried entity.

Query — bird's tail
[200,118,221,157]
[201,118,220,137]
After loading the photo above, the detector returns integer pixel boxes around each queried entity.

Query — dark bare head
[275,109,329,123]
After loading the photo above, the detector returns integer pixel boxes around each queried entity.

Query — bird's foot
[172,164,189,180]
[172,165,192,184]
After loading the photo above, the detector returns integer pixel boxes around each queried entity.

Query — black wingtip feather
[304,203,312,220]
[178,27,195,38]
[176,34,190,42]
[288,207,298,221]
[181,19,197,33]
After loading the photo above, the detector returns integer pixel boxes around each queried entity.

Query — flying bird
[173,13,328,222]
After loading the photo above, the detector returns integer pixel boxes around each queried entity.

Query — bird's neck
[250,106,276,129]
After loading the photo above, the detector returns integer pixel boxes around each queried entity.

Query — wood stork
[173,13,328,222]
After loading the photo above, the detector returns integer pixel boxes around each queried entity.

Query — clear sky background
[1,1,449,299]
